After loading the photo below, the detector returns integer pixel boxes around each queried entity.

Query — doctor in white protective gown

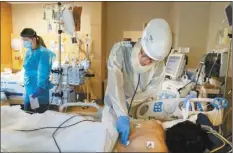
[104,18,172,145]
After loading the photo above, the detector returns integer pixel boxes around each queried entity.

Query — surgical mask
[131,42,156,74]
[24,41,32,49]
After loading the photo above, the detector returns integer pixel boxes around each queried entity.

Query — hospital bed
[1,70,25,102]
[1,102,232,152]
[1,105,118,152]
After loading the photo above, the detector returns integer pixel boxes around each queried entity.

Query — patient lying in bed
[115,120,168,152]
[115,114,214,153]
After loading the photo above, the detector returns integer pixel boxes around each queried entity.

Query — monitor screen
[225,3,232,26]
[165,55,181,76]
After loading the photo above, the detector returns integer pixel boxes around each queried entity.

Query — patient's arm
[114,120,168,152]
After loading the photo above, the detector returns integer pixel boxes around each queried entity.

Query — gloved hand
[31,87,44,99]
[116,116,130,145]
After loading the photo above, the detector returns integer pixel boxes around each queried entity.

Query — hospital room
[1,1,232,152]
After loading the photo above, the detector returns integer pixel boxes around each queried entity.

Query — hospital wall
[166,2,232,71]
[1,2,13,71]
[104,2,232,71]
[105,2,214,69]
[105,2,172,60]
[11,2,91,34]
[169,2,210,69]
[11,2,105,100]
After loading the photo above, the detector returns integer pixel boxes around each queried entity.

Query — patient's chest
[114,120,168,152]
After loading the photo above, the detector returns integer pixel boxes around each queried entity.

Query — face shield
[141,18,172,61]
[131,41,156,74]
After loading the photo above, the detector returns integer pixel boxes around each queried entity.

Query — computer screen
[165,55,182,77]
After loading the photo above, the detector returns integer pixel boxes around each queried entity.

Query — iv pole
[57,2,63,104]
[46,2,98,113]
[58,2,62,73]
[223,33,232,98]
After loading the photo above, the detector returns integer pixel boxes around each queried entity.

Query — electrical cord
[177,80,193,93]
[128,74,141,114]
[194,62,204,88]
[178,53,208,92]
[53,118,95,153]
[209,131,226,153]
[15,115,96,153]
[204,125,233,153]
[52,115,78,153]
[15,115,78,131]
[52,115,76,153]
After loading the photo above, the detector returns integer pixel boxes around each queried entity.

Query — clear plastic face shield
[131,41,157,74]
[131,19,172,74]
[141,19,172,62]
[138,47,154,66]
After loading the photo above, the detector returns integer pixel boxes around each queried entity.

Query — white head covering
[141,18,172,61]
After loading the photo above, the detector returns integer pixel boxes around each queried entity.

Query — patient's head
[165,120,212,153]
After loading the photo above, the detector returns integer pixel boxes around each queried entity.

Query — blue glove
[31,87,44,99]
[116,116,130,145]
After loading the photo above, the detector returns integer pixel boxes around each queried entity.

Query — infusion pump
[49,62,87,106]
[51,62,87,86]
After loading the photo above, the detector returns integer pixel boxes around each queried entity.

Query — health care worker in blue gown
[104,19,172,145]
[20,28,56,113]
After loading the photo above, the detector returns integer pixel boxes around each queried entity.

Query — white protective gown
[104,41,165,117]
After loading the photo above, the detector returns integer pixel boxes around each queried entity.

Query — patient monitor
[160,49,192,99]
[165,53,187,80]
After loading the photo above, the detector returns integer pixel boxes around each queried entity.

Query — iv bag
[62,7,75,36]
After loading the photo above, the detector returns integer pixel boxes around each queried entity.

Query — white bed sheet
[1,105,118,152]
